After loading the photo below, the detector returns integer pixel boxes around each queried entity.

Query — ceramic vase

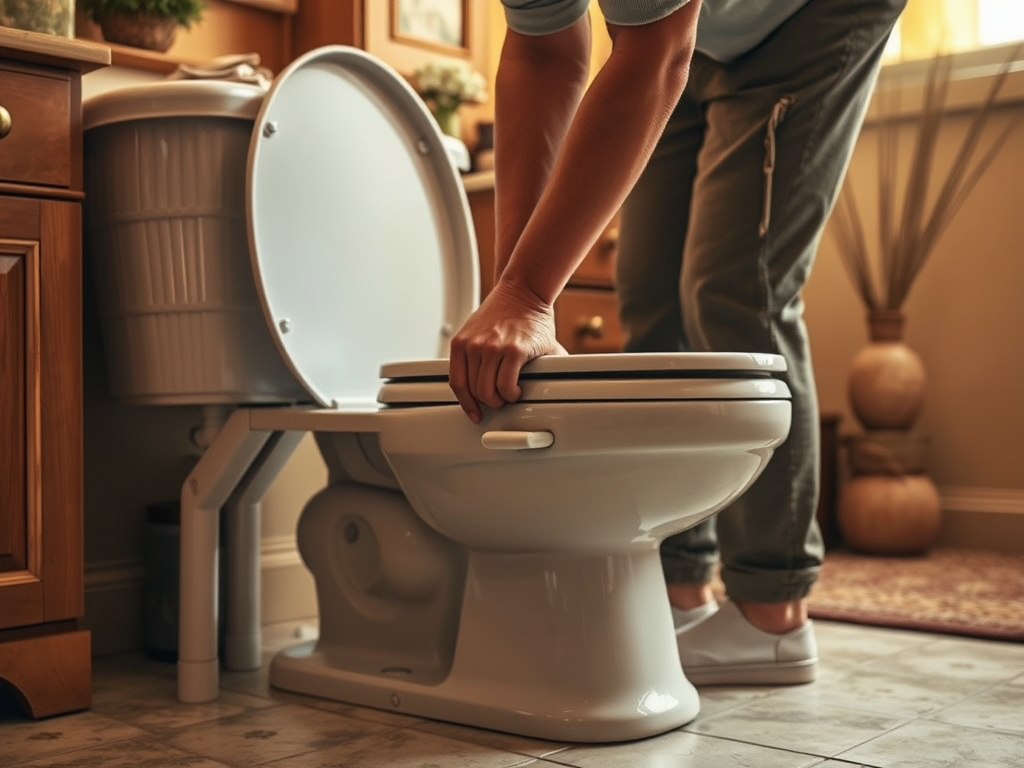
[432,107,461,140]
[97,12,178,52]
[847,310,926,430]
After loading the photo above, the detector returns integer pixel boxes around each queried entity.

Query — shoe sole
[684,658,818,686]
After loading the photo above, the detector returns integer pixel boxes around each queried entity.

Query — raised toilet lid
[378,353,792,404]
[247,46,478,408]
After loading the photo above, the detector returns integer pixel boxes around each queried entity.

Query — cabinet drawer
[555,288,624,354]
[0,67,71,188]
[572,217,618,288]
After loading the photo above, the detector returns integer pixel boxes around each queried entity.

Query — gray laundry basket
[83,80,307,405]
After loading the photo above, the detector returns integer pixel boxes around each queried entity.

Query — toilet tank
[83,81,309,405]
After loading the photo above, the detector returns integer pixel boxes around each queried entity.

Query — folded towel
[167,53,273,89]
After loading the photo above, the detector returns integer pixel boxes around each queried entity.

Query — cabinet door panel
[0,207,44,630]
[0,198,81,629]
[0,253,27,571]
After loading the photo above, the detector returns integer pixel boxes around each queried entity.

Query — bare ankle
[734,599,808,634]
[667,582,715,610]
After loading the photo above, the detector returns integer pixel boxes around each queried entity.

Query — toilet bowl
[82,46,793,742]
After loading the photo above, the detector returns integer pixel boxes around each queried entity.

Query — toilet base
[270,549,700,742]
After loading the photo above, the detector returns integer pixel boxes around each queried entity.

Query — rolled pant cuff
[720,567,818,603]
[663,562,719,587]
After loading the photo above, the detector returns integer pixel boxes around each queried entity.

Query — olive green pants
[617,0,906,602]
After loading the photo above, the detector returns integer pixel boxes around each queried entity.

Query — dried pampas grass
[830,45,1022,312]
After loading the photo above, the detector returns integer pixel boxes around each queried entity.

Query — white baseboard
[83,561,146,657]
[937,486,1024,553]
[939,485,1024,515]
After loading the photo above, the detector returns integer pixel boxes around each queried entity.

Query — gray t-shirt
[502,0,813,62]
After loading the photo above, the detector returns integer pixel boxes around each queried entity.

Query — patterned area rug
[808,547,1024,642]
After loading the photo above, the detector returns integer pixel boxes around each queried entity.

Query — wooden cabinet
[464,176,624,354]
[555,219,623,353]
[0,29,108,719]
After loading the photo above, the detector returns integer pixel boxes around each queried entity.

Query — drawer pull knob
[577,315,605,339]
[0,106,11,139]
[598,227,619,257]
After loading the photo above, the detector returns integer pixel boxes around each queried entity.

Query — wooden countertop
[0,26,110,71]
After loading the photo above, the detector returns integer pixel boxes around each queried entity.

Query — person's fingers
[495,351,526,405]
[471,342,507,410]
[448,343,482,422]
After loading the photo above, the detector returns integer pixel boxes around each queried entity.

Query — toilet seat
[246,47,479,408]
[378,352,791,404]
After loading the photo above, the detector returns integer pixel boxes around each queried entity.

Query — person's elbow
[608,1,701,97]
[500,15,592,85]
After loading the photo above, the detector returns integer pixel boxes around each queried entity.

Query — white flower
[412,59,487,112]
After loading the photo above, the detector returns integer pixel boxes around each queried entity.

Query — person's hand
[449,279,566,422]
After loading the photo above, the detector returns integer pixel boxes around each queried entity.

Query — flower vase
[432,107,461,140]
[847,310,926,430]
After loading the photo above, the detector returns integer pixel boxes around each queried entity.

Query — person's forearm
[493,18,592,282]
[500,1,701,306]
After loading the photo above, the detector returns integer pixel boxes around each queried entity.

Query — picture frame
[390,0,468,54]
[224,0,299,12]
[365,0,487,77]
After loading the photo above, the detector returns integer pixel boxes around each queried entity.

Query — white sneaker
[676,600,817,685]
[670,601,719,633]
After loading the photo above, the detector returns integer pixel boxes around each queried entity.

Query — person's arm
[492,15,593,282]
[501,2,700,305]
[449,1,701,422]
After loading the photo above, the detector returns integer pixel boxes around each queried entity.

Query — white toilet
[83,46,793,743]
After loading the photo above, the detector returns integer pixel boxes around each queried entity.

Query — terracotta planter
[848,310,926,430]
[97,12,178,52]
[837,473,941,555]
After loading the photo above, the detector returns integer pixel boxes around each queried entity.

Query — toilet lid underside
[378,352,791,404]
[247,46,478,409]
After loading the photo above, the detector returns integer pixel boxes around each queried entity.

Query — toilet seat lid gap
[380,352,788,382]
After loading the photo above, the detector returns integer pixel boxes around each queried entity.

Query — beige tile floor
[2,619,1023,767]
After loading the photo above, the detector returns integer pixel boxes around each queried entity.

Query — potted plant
[409,59,487,140]
[0,0,75,37]
[80,0,205,52]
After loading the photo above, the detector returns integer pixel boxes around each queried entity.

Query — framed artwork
[365,0,487,76]
[391,0,468,54]
[225,0,299,12]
